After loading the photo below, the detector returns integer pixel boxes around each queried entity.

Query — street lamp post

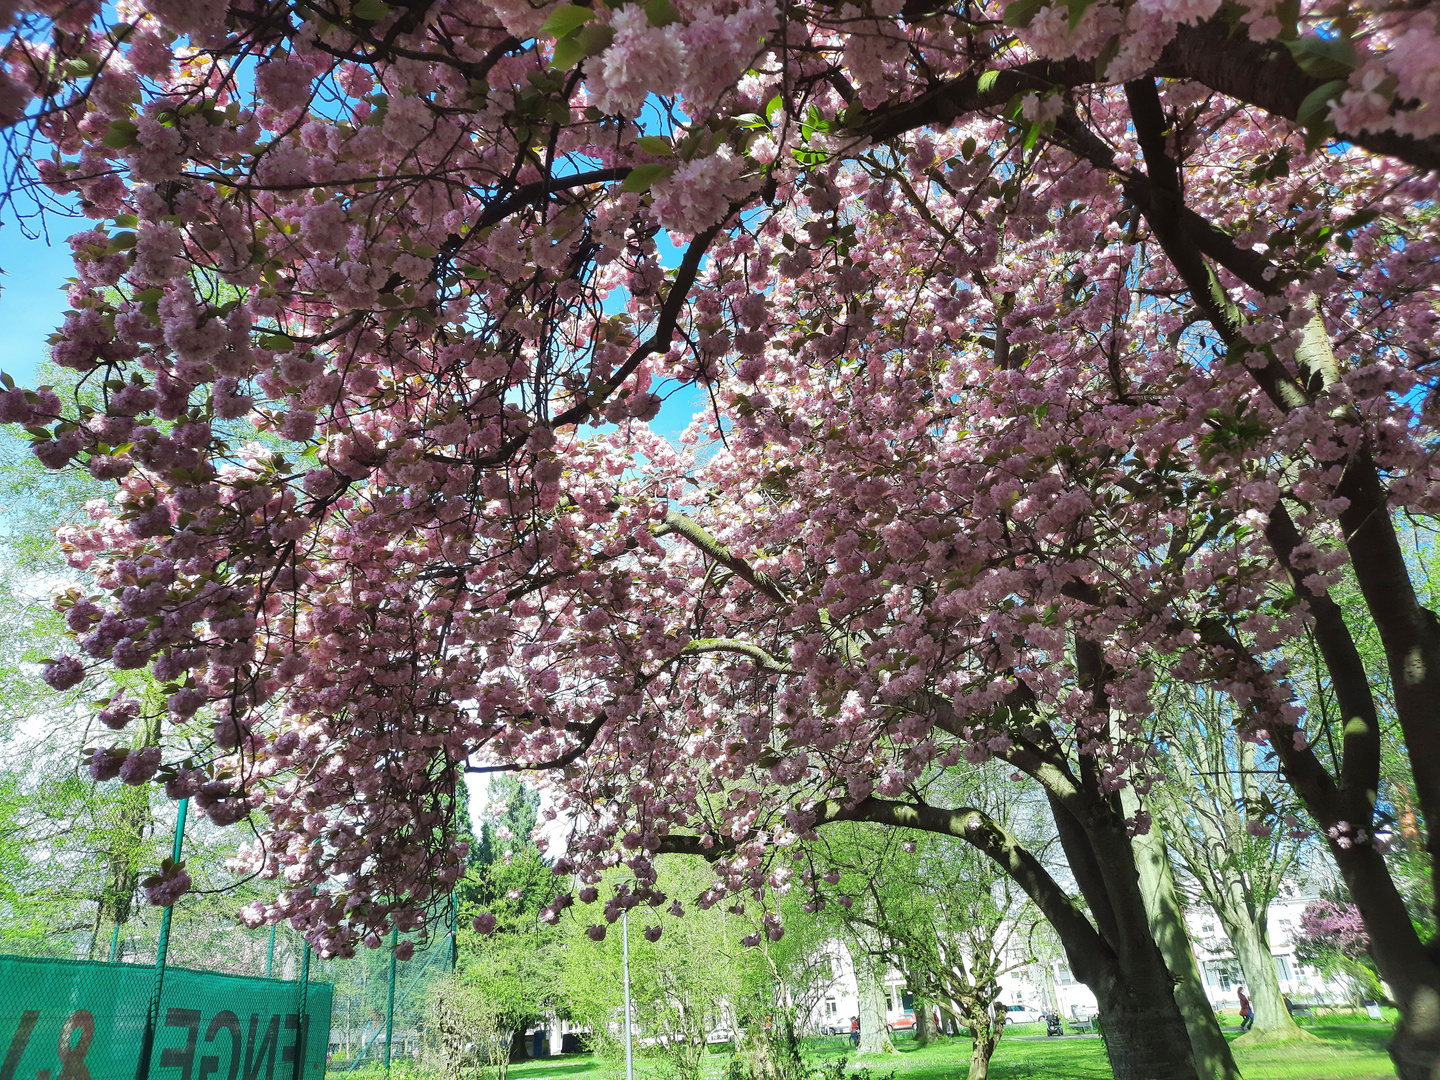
[622,906,635,1080]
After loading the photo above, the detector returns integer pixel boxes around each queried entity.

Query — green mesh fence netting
[0,954,332,1080]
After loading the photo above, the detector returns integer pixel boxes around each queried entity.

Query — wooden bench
[1286,1002,1316,1025]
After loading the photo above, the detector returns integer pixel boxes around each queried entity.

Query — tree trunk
[86,707,160,961]
[855,949,894,1054]
[1227,914,1308,1043]
[913,996,931,1046]
[1047,792,1201,1080]
[837,789,1200,1079]
[965,1019,999,1080]
[1123,788,1244,1080]
[508,1029,529,1063]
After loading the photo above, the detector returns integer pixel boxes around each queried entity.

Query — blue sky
[0,210,708,439]
[0,212,86,388]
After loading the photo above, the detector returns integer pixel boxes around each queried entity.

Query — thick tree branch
[1264,502,1381,801]
[655,507,789,604]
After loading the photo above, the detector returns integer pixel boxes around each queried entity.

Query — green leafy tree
[808,773,1044,1080]
[455,776,564,1060]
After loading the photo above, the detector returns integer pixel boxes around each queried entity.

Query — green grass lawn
[500,1017,1398,1080]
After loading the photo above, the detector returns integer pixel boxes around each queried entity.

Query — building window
[1273,955,1292,982]
[1203,960,1242,993]
[825,1000,837,1017]
[1055,963,1076,986]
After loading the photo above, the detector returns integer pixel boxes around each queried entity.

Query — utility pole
[621,907,634,1080]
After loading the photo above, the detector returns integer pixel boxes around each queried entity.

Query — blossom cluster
[0,0,1431,956]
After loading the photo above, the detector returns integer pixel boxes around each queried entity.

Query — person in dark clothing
[1238,987,1254,1032]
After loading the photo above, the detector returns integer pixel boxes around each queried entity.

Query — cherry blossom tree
[1,0,1439,1075]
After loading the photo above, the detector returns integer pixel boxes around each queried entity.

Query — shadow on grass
[468,1019,1399,1080]
[509,1057,608,1078]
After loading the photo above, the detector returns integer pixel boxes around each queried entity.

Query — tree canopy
[2,0,1440,1075]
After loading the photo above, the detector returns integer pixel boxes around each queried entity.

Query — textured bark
[1228,916,1307,1043]
[965,1019,999,1080]
[1122,788,1243,1080]
[1047,803,1201,1080]
[852,939,895,1055]
[913,996,932,1046]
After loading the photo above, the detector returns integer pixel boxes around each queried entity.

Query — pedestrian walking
[1238,987,1254,1032]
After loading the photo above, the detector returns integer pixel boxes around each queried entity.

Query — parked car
[886,1012,916,1032]
[1004,1004,1045,1025]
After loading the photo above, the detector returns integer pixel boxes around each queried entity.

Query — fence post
[293,940,311,1080]
[267,924,277,977]
[449,893,458,973]
[134,796,187,1080]
[108,921,121,963]
[384,927,398,1077]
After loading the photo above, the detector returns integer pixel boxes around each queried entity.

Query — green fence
[0,954,332,1080]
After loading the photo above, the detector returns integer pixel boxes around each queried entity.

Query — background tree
[808,774,1045,1080]
[1148,685,1312,1043]
[456,776,564,1063]
[559,860,747,1080]
[1293,899,1382,1006]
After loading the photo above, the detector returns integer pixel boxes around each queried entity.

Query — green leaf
[1065,0,1093,30]
[620,163,672,193]
[106,231,137,253]
[1336,208,1380,233]
[550,30,589,71]
[975,70,1000,95]
[1285,34,1357,80]
[352,0,392,20]
[580,22,615,56]
[539,4,594,38]
[100,120,138,149]
[1296,79,1345,127]
[734,112,768,129]
[765,95,784,123]
[961,136,977,159]
[636,135,673,156]
[1002,0,1045,27]
[644,0,680,26]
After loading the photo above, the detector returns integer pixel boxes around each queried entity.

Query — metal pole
[293,941,311,1080]
[267,924,277,977]
[622,908,634,1080]
[384,927,399,1077]
[108,921,121,963]
[448,892,458,973]
[135,797,187,1080]
[342,939,445,1076]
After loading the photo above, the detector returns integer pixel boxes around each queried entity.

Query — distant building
[805,941,917,1035]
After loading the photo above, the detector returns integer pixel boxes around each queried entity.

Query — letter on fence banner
[243,1016,281,1080]
[161,1010,202,1080]
[200,1012,243,1080]
[0,956,331,1080]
